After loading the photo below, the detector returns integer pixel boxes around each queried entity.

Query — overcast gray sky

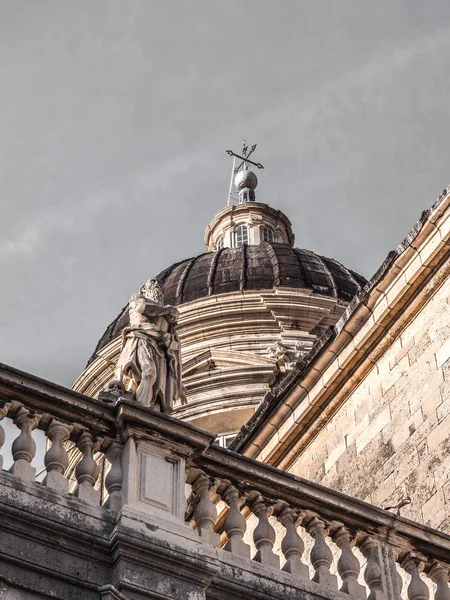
[1,0,450,387]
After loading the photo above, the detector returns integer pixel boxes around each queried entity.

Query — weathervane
[225,140,264,205]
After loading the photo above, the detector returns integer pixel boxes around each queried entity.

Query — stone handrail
[188,445,450,600]
[0,362,450,600]
[0,363,117,502]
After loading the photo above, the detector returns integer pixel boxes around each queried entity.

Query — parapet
[0,361,449,599]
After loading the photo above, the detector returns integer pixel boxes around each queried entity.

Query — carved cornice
[74,289,347,434]
[234,187,450,467]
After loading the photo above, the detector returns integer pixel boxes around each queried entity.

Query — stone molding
[73,289,347,435]
[1,368,450,598]
[232,187,450,467]
[98,586,128,600]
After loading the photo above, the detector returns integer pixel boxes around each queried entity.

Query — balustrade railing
[186,446,450,600]
[0,398,113,500]
[0,364,116,506]
[1,363,450,600]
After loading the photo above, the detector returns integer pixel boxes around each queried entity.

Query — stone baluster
[105,441,124,512]
[10,405,41,481]
[43,419,71,492]
[222,483,250,558]
[305,515,337,589]
[251,494,280,569]
[428,562,450,600]
[395,551,404,598]
[75,430,100,504]
[358,537,386,600]
[0,402,11,470]
[401,553,430,600]
[191,472,220,546]
[278,506,309,580]
[333,526,366,599]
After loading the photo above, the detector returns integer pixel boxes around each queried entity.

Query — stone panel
[289,275,450,533]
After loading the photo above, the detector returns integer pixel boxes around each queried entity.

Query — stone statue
[266,340,305,372]
[113,278,186,413]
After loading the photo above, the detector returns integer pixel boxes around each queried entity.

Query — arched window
[234,224,248,247]
[216,236,224,250]
[262,226,274,243]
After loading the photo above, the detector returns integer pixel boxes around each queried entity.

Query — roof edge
[231,184,450,454]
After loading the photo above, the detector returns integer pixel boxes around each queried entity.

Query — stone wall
[3,360,450,600]
[289,274,450,531]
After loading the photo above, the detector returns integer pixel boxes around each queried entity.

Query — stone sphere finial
[234,169,258,191]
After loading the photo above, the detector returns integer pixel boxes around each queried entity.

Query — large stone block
[427,413,450,453]
[355,406,390,454]
[422,489,445,525]
[436,340,450,369]
[408,331,432,365]
[371,472,397,507]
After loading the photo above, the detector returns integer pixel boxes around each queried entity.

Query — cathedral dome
[90,242,366,363]
[75,144,368,439]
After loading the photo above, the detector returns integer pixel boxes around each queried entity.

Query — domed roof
[89,242,366,365]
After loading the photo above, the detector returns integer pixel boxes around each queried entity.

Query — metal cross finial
[226,140,264,172]
[225,140,264,206]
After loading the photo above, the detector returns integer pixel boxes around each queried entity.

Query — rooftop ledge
[0,361,449,598]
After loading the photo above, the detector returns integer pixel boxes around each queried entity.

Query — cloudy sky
[1,0,450,387]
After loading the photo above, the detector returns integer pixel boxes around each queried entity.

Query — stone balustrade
[187,444,450,600]
[1,362,450,600]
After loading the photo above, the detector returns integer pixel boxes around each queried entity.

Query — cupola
[73,141,366,440]
[204,143,295,251]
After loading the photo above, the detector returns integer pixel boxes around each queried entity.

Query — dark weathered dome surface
[89,243,366,365]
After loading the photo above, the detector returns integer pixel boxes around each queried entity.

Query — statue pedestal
[121,437,186,526]
[114,400,217,541]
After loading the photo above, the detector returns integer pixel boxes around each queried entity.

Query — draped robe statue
[114,278,185,413]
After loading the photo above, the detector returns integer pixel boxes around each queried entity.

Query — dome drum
[75,242,364,435]
[73,168,366,438]
[89,242,365,359]
[70,159,366,489]
[204,202,295,251]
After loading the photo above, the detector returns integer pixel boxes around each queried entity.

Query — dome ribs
[275,243,305,287]
[292,247,308,289]
[207,248,223,296]
[156,263,178,285]
[239,245,247,291]
[293,249,337,297]
[320,256,362,301]
[182,254,214,304]
[245,245,274,290]
[176,258,198,304]
[349,268,367,288]
[212,248,242,296]
[163,260,191,305]
[90,243,367,360]
[266,243,281,287]
[311,252,338,298]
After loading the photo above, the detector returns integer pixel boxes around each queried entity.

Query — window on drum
[234,224,248,247]
[262,226,274,243]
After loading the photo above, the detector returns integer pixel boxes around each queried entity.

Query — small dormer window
[217,236,224,250]
[234,224,248,247]
[262,226,274,243]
